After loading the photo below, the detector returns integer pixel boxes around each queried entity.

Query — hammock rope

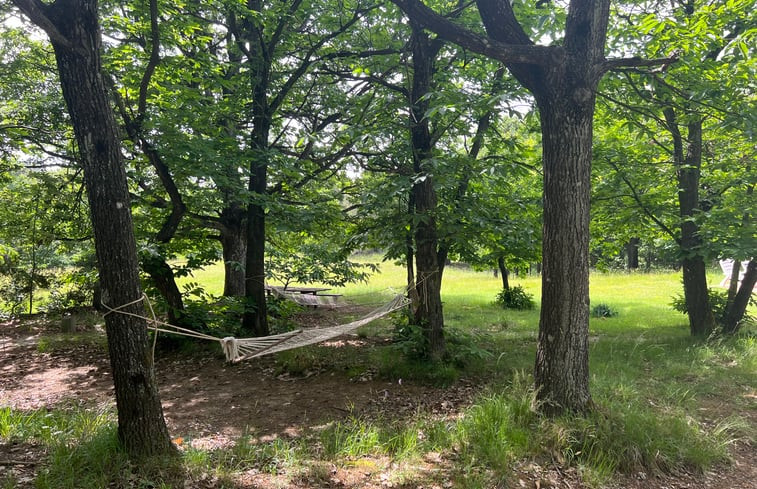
[101,291,410,363]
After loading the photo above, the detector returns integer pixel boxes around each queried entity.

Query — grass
[2,258,755,488]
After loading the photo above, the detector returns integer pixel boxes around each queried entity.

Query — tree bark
[533,90,593,415]
[722,259,756,334]
[219,206,247,297]
[408,24,445,359]
[497,256,509,290]
[626,237,640,270]
[12,0,173,458]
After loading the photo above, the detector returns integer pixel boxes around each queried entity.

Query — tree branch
[390,0,558,66]
[137,0,161,118]
[603,53,678,72]
[10,0,81,54]
[606,158,680,244]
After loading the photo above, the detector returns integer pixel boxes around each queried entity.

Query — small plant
[495,286,535,310]
[591,303,618,318]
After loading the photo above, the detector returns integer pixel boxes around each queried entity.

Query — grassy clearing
[2,260,755,488]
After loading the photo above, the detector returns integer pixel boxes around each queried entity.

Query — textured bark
[408,24,445,359]
[13,0,173,457]
[533,91,593,415]
[219,206,247,297]
[664,112,716,337]
[722,260,757,334]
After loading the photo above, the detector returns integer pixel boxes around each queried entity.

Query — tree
[595,0,755,334]
[11,0,174,458]
[340,7,533,360]
[390,0,673,413]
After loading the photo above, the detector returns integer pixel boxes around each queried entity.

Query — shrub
[671,288,756,325]
[495,286,535,310]
[591,303,618,318]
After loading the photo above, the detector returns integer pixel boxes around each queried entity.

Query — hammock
[103,293,410,363]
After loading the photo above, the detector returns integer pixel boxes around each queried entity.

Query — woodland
[0,0,755,488]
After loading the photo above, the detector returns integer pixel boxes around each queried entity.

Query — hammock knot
[221,337,239,363]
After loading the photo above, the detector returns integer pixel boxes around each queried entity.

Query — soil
[1,311,754,488]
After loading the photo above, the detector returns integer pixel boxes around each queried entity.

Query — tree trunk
[626,237,640,270]
[243,186,268,336]
[219,206,247,297]
[722,260,757,334]
[408,24,445,359]
[533,92,593,415]
[15,0,173,458]
[665,112,716,337]
[141,254,187,326]
[240,0,270,337]
[497,256,509,290]
[725,259,742,306]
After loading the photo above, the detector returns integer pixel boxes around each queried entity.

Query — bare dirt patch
[1,313,755,488]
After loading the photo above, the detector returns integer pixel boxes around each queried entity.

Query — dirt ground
[1,312,755,488]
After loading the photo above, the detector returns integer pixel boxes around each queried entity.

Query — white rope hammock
[102,292,410,363]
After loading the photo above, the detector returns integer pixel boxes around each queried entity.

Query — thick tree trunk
[219,207,247,297]
[665,113,716,337]
[626,237,640,270]
[408,25,445,359]
[19,0,173,458]
[533,93,593,415]
[722,260,757,334]
[412,178,445,358]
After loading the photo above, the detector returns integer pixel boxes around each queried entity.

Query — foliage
[495,285,535,310]
[44,268,99,314]
[266,238,378,289]
[672,287,756,325]
[591,303,619,318]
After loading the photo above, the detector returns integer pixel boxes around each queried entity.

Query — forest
[0,0,755,488]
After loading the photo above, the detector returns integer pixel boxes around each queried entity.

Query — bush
[671,288,756,325]
[591,303,618,318]
[495,286,535,310]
